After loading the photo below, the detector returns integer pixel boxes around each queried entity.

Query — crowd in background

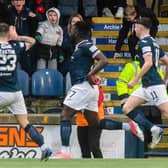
[0,0,165,77]
[0,0,167,100]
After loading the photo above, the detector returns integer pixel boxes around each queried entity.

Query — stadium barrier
[0,113,143,159]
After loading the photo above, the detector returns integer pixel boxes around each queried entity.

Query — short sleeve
[159,47,165,59]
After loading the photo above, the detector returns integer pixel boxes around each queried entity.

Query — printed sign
[0,125,125,159]
[96,38,128,45]
[93,24,122,31]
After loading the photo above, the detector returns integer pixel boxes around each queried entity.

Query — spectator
[57,0,79,26]
[58,0,97,26]
[8,0,43,75]
[9,0,42,36]
[116,58,163,152]
[35,7,63,70]
[98,0,126,18]
[114,5,159,59]
[26,0,58,20]
[61,14,84,95]
[79,0,98,22]
[61,13,83,77]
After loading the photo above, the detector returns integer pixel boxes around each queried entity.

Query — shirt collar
[75,40,88,49]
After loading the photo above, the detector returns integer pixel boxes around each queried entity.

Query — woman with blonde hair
[67,14,83,34]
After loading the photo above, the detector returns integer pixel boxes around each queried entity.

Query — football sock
[61,120,72,146]
[25,124,44,146]
[127,109,153,130]
[99,118,122,130]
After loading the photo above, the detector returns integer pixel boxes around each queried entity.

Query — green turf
[0,159,168,168]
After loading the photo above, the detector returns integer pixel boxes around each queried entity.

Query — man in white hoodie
[35,7,63,70]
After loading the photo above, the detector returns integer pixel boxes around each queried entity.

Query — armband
[59,55,64,61]
[35,35,42,42]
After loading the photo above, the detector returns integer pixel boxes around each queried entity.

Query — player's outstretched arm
[9,26,35,50]
[16,36,36,50]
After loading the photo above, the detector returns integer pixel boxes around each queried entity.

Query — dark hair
[136,17,152,29]
[74,21,91,38]
[0,22,9,34]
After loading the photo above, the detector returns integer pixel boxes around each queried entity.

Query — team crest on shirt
[71,56,74,60]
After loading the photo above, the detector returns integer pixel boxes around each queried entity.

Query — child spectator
[114,5,159,59]
[35,7,63,70]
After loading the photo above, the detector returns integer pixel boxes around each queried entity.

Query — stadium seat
[31,69,64,97]
[65,72,72,95]
[17,69,30,96]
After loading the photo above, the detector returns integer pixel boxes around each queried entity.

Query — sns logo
[0,126,44,158]
[0,126,43,147]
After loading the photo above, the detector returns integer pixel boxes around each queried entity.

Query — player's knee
[60,112,71,120]
[61,106,75,120]
[161,109,168,119]
[122,103,131,114]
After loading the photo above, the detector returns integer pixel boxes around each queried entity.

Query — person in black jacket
[114,5,159,59]
[8,0,43,75]
[26,0,58,20]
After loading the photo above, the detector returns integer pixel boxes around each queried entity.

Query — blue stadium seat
[31,69,63,97]
[17,69,29,96]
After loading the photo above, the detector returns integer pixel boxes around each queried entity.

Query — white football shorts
[63,81,99,112]
[132,84,168,106]
[0,91,27,114]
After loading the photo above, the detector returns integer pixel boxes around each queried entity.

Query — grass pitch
[0,158,168,168]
